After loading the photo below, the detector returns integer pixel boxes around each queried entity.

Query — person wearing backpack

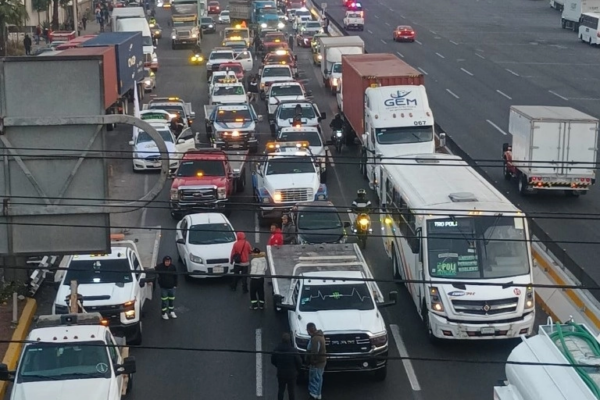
[230,232,253,292]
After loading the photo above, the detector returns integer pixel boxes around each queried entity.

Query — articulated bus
[379,153,535,341]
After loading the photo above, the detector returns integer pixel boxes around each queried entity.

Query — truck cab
[144,96,196,127]
[209,82,247,105]
[170,13,200,49]
[254,2,282,29]
[270,100,326,134]
[223,26,252,48]
[259,64,295,98]
[265,81,308,118]
[252,141,327,223]
[0,313,136,400]
[204,103,261,152]
[343,10,364,30]
[276,126,329,180]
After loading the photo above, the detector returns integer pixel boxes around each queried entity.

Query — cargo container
[82,32,144,97]
[55,35,97,50]
[337,53,435,190]
[59,47,119,110]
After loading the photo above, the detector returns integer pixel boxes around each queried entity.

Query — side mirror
[378,291,398,308]
[361,133,368,143]
[176,238,185,244]
[273,294,295,311]
[153,46,157,50]
[343,221,351,228]
[0,363,12,382]
[320,112,326,120]
[128,140,134,146]
[257,115,264,122]
[118,356,137,375]
[190,111,196,118]
[138,278,146,288]
[438,132,447,148]
[305,90,313,97]
[178,139,185,144]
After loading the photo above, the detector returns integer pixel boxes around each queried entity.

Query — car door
[176,218,189,262]
[133,254,151,302]
[176,128,196,157]
[235,50,253,71]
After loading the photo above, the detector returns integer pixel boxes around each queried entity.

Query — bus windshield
[427,216,530,279]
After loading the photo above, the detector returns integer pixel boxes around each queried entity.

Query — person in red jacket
[230,232,253,292]
[268,224,283,246]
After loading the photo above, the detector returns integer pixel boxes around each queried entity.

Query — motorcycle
[353,213,371,249]
[190,54,204,65]
[333,129,343,154]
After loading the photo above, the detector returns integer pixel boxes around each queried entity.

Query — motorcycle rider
[292,103,303,126]
[329,113,344,141]
[352,189,372,215]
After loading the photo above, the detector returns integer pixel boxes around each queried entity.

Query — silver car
[142,68,156,92]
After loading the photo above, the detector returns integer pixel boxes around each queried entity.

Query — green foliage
[31,0,51,12]
[0,0,29,26]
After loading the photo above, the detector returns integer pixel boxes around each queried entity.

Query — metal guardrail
[27,256,58,297]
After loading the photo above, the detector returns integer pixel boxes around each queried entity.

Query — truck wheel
[125,374,134,395]
[128,322,143,346]
[518,175,529,196]
[236,172,246,193]
[566,190,581,197]
[422,305,440,345]
[171,211,182,220]
[373,365,387,381]
[392,247,402,280]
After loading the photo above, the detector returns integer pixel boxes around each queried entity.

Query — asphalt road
[322,0,600,285]
[21,5,548,400]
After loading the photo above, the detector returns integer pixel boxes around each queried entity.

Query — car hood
[13,379,115,400]
[134,141,176,157]
[172,176,226,189]
[297,225,344,244]
[265,173,318,191]
[296,309,385,334]
[214,120,255,130]
[186,242,235,260]
[56,283,134,306]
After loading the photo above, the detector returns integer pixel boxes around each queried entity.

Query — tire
[566,190,580,197]
[128,322,142,345]
[422,305,439,344]
[392,247,401,280]
[171,211,182,220]
[373,365,387,381]
[518,175,529,196]
[236,170,246,193]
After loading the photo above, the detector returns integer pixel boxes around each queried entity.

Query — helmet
[163,256,172,262]
[357,189,366,199]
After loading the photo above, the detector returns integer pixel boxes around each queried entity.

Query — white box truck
[494,319,600,400]
[561,0,600,30]
[503,105,598,196]
[318,36,364,92]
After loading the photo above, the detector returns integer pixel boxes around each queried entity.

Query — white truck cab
[52,232,160,345]
[0,313,136,400]
[259,64,295,98]
[276,126,329,179]
[343,10,364,30]
[271,100,326,134]
[266,81,309,119]
[209,82,247,105]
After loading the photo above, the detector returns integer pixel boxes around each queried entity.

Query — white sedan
[175,213,237,279]
[218,10,230,24]
[129,123,196,172]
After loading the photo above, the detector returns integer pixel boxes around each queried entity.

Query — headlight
[172,35,176,39]
[273,192,282,202]
[358,217,369,226]
[217,187,226,199]
[317,54,322,60]
[190,254,203,264]
[331,78,338,86]
[170,189,179,200]
[370,333,388,347]
[145,79,152,85]
[316,194,326,200]
[335,131,343,137]
[429,287,444,312]
[192,33,198,38]
[525,286,534,309]
[278,22,285,28]
[123,300,136,319]
[209,24,213,27]
[261,23,267,28]
[152,57,158,62]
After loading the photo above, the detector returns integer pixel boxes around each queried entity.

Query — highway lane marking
[415,40,422,45]
[396,51,404,58]
[505,68,520,77]
[417,67,428,75]
[380,39,387,44]
[430,30,436,34]
[367,29,373,34]
[375,15,379,18]
[460,68,474,76]
[496,90,512,100]
[256,328,263,397]
[549,90,569,101]
[486,119,508,135]
[254,212,260,243]
[446,89,459,99]
[476,53,485,59]
[450,40,459,45]
[385,22,390,26]
[140,174,149,226]
[436,52,445,58]
[390,324,422,392]
[400,15,406,18]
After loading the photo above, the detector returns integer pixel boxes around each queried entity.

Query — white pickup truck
[0,313,136,400]
[52,230,160,345]
[269,243,397,380]
[343,10,364,30]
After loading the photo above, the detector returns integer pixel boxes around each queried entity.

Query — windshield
[332,63,342,73]
[136,129,173,144]
[221,10,229,15]
[376,126,433,144]
[297,209,341,230]
[260,8,278,14]
[201,17,214,23]
[142,36,153,46]
[225,29,249,38]
[265,34,285,41]
[220,65,243,73]
[266,157,315,175]
[427,216,530,279]
[279,131,322,147]
[17,342,111,383]
[279,105,316,120]
[210,52,233,60]
[263,67,292,77]
[188,223,235,244]
[177,160,225,177]
[64,259,133,284]
[149,104,185,116]
[213,86,245,96]
[271,85,302,97]
[173,20,195,27]
[304,22,321,29]
[225,41,246,49]
[216,109,252,122]
[299,283,374,311]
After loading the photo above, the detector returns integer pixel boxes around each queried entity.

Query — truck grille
[180,187,217,202]
[82,304,122,324]
[451,297,519,316]
[177,30,191,38]
[325,333,371,354]
[280,188,313,203]
[146,155,160,162]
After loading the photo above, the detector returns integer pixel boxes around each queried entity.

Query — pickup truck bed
[116,228,161,271]
[267,243,383,306]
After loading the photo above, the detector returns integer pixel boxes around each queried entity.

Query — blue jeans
[308,366,324,398]
[160,288,175,313]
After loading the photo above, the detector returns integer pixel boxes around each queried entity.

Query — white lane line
[254,212,260,243]
[430,30,436,34]
[347,210,356,225]
[390,325,422,391]
[446,89,459,99]
[476,53,485,59]
[367,29,373,34]
[389,7,394,11]
[461,68,474,76]
[436,52,445,58]
[487,119,508,135]
[549,90,569,101]
[385,22,390,26]
[400,14,406,18]
[415,39,422,45]
[380,39,387,44]
[417,67,428,75]
[496,90,512,100]
[256,328,263,397]
[140,174,149,226]
[450,40,459,45]
[506,68,520,77]
[375,15,379,18]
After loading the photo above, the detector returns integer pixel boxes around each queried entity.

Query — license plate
[480,327,495,335]
[213,266,224,273]
[152,162,161,167]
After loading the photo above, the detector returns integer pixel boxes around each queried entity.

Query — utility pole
[73,0,79,35]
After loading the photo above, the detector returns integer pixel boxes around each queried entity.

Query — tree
[31,0,51,26]
[51,0,59,30]
[0,0,29,56]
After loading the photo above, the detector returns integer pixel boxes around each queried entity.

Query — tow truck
[223,26,252,47]
[268,243,397,380]
[258,64,295,99]
[276,126,329,181]
[265,81,309,120]
[170,148,248,219]
[171,13,200,49]
[0,313,137,400]
[209,81,247,105]
[270,99,326,134]
[252,141,328,223]
[261,49,298,77]
[206,47,237,80]
[204,103,262,152]
[143,97,196,128]
[208,71,239,92]
[343,10,364,31]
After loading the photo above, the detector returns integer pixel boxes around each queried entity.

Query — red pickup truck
[170,148,248,219]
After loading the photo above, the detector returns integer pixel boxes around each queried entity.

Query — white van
[116,17,159,71]
[579,12,600,44]
[111,6,146,28]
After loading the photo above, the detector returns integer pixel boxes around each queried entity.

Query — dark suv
[291,201,350,244]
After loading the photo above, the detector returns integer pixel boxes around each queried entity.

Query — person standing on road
[23,35,32,55]
[306,322,327,400]
[34,25,41,44]
[287,32,294,50]
[82,16,88,30]
[249,248,267,309]
[281,214,296,244]
[268,223,283,246]
[271,332,302,400]
[230,232,253,292]
[156,256,178,320]
[247,76,259,103]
